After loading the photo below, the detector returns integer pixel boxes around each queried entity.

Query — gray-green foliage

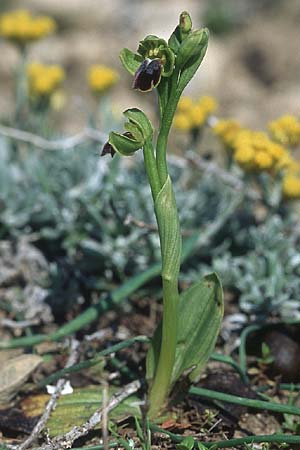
[0,136,234,311]
[211,215,300,321]
[2,134,299,322]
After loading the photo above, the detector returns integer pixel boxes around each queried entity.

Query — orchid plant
[101,12,224,418]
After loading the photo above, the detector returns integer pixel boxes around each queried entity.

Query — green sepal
[146,273,224,385]
[177,28,209,93]
[119,48,143,75]
[154,176,181,281]
[176,28,208,70]
[123,108,154,141]
[108,131,142,156]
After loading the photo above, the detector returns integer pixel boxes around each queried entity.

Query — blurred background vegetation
[1,0,300,133]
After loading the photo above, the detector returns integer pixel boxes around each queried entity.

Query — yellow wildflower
[174,95,218,133]
[0,10,55,45]
[189,105,206,127]
[213,119,242,149]
[233,146,255,170]
[282,173,300,199]
[87,65,119,94]
[173,113,191,132]
[197,95,217,115]
[276,153,296,171]
[177,96,193,112]
[254,151,273,170]
[27,62,65,97]
[269,115,300,147]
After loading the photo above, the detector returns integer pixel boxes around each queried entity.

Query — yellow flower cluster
[214,117,300,199]
[87,65,119,94]
[213,119,242,149]
[268,115,300,148]
[27,62,65,97]
[282,171,300,199]
[0,10,55,45]
[174,95,217,132]
[214,120,293,173]
[232,130,290,172]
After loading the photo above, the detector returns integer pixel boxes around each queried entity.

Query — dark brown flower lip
[100,132,133,158]
[132,58,163,92]
[101,141,116,158]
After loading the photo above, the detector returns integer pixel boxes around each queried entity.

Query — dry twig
[30,379,141,450]
[0,124,106,150]
[10,339,80,450]
[0,318,40,329]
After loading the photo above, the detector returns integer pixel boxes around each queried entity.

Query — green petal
[161,47,175,77]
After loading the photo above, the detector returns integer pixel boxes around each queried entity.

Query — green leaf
[197,444,212,450]
[119,48,143,75]
[45,386,141,436]
[146,273,223,384]
[108,131,142,156]
[173,273,223,382]
[177,28,209,93]
[123,108,154,141]
[154,176,181,281]
[176,436,195,450]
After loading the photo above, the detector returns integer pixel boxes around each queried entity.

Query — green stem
[143,139,161,200]
[156,69,180,185]
[148,277,179,418]
[15,46,28,125]
[150,424,300,448]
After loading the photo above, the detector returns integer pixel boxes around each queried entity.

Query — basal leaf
[172,273,223,383]
[35,386,142,436]
[146,273,223,385]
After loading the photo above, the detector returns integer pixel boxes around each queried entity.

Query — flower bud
[176,28,209,70]
[179,11,192,38]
